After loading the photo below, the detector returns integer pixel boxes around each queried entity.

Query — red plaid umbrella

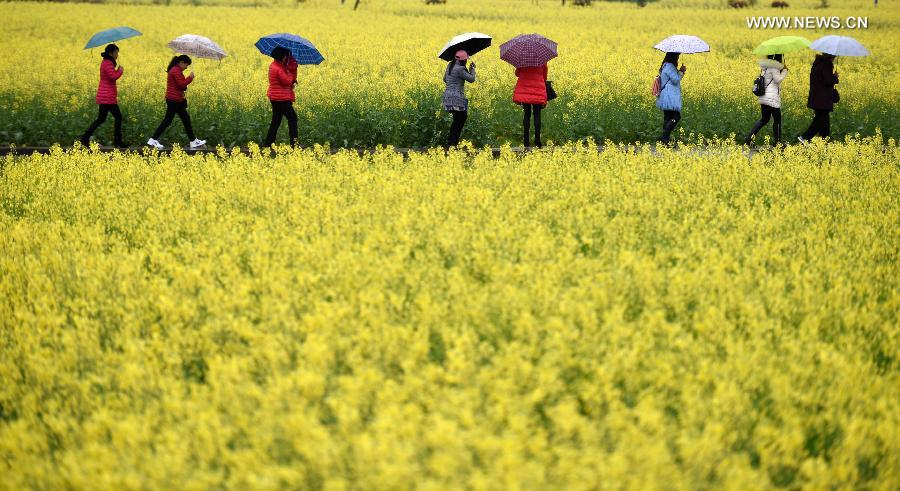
[500,34,558,68]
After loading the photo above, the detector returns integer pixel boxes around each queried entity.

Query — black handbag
[832,88,840,104]
[546,80,557,101]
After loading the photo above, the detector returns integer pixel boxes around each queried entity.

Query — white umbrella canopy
[810,35,870,57]
[167,34,227,60]
[438,32,492,61]
[654,35,710,54]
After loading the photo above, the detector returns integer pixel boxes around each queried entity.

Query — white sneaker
[146,138,164,150]
[189,139,206,149]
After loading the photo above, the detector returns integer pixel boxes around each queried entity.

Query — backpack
[652,66,672,98]
[752,70,771,97]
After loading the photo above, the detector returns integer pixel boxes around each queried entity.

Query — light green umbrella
[752,36,811,56]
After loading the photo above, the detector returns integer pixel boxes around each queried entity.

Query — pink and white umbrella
[167,34,227,60]
[500,34,558,68]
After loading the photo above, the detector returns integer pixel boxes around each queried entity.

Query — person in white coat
[744,54,787,145]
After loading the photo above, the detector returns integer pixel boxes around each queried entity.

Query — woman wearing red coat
[264,47,299,147]
[80,44,126,147]
[513,64,548,148]
[147,55,206,150]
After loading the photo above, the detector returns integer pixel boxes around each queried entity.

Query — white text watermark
[746,16,869,29]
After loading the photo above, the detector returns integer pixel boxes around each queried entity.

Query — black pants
[746,104,782,144]
[265,100,298,146]
[151,100,195,141]
[801,109,831,140]
[82,104,123,145]
[659,110,681,144]
[447,110,468,148]
[523,104,542,147]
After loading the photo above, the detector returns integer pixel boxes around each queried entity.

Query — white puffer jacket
[756,58,787,109]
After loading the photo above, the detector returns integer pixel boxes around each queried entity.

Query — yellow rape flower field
[1,138,899,489]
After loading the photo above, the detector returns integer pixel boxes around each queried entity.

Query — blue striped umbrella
[255,33,324,65]
[84,26,142,50]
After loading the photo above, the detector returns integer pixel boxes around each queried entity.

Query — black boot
[773,123,782,146]
[659,120,677,144]
[744,121,765,145]
[523,130,530,149]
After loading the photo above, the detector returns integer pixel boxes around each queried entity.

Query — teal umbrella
[84,27,142,50]
[752,36,811,56]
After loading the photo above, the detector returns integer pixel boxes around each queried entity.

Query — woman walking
[80,44,126,148]
[799,53,839,142]
[656,52,686,144]
[744,54,787,145]
[442,50,476,149]
[513,64,548,148]
[264,46,299,147]
[147,55,206,150]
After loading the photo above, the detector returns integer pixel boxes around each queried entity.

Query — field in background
[1,139,898,488]
[0,0,897,147]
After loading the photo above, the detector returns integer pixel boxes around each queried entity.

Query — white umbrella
[437,32,492,61]
[654,35,710,54]
[167,34,227,60]
[810,35,869,57]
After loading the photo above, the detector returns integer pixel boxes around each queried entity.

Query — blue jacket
[656,62,683,112]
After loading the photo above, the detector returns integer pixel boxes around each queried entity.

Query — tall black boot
[659,120,677,144]
[744,121,765,145]
[773,123,782,146]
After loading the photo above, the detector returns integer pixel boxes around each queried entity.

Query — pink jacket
[96,58,123,105]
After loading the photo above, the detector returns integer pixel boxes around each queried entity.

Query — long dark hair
[446,59,466,77]
[659,52,679,72]
[167,54,192,72]
[271,47,290,63]
[767,54,784,63]
[101,44,119,67]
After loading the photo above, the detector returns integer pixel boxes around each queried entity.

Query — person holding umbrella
[80,44,126,148]
[798,53,839,142]
[255,34,324,148]
[744,36,810,146]
[798,36,869,143]
[652,35,708,145]
[744,54,788,146]
[443,50,476,149]
[501,34,558,149]
[147,55,206,150]
[438,32,491,149]
[264,46,299,147]
[656,52,686,144]
[513,64,548,148]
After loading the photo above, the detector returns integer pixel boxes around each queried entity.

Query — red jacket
[96,58,123,105]
[512,65,548,105]
[165,65,194,102]
[267,57,298,102]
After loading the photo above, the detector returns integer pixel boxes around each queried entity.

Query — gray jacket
[441,62,476,110]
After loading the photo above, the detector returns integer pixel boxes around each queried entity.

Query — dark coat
[807,55,839,112]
